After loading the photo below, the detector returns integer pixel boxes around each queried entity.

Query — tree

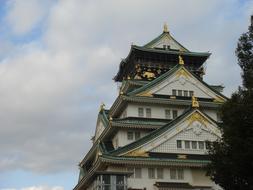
[207,16,253,190]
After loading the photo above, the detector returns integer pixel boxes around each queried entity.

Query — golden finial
[109,116,113,121]
[179,55,184,65]
[163,22,169,33]
[99,102,105,111]
[192,95,199,108]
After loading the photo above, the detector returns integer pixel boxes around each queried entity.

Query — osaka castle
[74,24,227,190]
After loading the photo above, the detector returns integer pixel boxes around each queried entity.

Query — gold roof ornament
[179,55,184,65]
[192,95,199,108]
[99,102,105,111]
[163,22,169,33]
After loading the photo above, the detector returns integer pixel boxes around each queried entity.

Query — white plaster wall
[125,103,219,122]
[191,168,219,188]
[112,129,149,148]
[126,103,185,119]
[127,167,192,190]
[149,73,224,101]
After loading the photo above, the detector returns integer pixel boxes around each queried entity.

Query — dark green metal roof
[133,45,210,57]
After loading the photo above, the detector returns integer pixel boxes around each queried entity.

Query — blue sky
[0,0,252,190]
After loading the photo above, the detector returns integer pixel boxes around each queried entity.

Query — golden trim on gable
[125,149,149,157]
[187,112,209,126]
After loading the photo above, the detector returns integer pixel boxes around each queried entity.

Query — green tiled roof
[100,154,210,167]
[112,117,170,127]
[133,45,210,57]
[123,95,223,108]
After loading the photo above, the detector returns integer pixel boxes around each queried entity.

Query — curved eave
[133,45,211,57]
[114,45,137,81]
[100,154,210,168]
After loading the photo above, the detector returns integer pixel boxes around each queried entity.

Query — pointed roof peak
[163,22,169,33]
[143,25,189,52]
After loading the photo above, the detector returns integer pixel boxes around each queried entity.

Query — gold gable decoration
[179,55,184,65]
[192,95,199,108]
[137,91,153,97]
[176,68,190,78]
[187,112,208,126]
[99,102,105,112]
[125,149,149,157]
[163,22,169,33]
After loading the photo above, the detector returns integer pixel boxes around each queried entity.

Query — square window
[165,109,171,119]
[172,110,178,119]
[135,168,142,178]
[138,108,144,117]
[185,141,190,149]
[172,89,177,96]
[189,91,194,97]
[135,131,141,140]
[170,168,176,179]
[178,90,182,96]
[127,131,134,140]
[192,141,197,149]
[157,168,163,179]
[146,108,151,118]
[177,140,182,149]
[177,169,184,180]
[184,90,188,97]
[199,141,204,149]
[148,168,155,179]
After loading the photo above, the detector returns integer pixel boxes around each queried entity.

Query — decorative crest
[192,95,199,108]
[99,102,105,111]
[179,55,184,65]
[163,22,169,33]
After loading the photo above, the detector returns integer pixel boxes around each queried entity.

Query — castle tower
[74,25,226,190]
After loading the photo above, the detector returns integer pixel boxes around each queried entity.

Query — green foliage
[207,16,253,190]
[235,17,253,90]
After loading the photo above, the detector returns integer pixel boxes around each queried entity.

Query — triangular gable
[144,32,189,52]
[129,65,227,102]
[118,109,221,157]
[94,109,109,141]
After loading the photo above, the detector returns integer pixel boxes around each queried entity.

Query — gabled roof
[143,31,189,51]
[128,64,228,101]
[110,108,219,156]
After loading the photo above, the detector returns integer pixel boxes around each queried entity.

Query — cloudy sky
[0,0,252,189]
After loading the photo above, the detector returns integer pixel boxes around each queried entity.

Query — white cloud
[5,0,52,35]
[20,186,63,190]
[0,186,64,190]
